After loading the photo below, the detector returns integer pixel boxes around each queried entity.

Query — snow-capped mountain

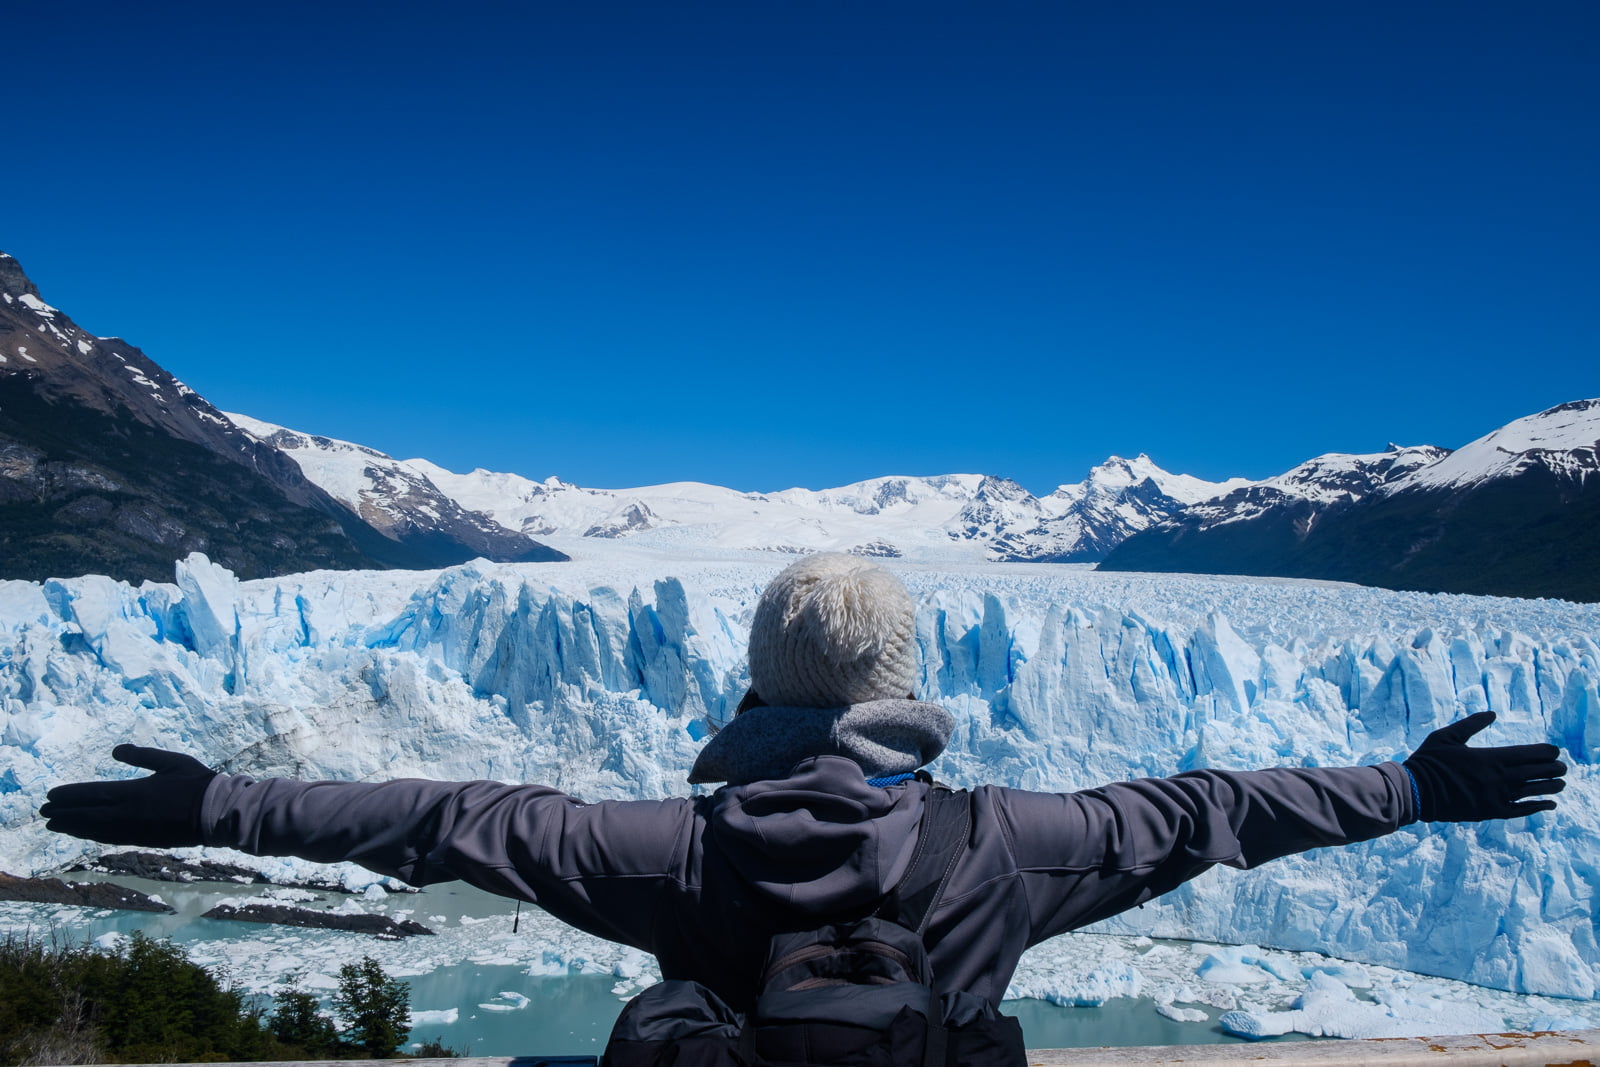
[0,249,1234,576]
[398,453,1243,562]
[1103,400,1600,602]
[226,415,565,565]
[1396,399,1600,492]
[10,244,1589,600]
[1111,445,1450,540]
[1004,455,1250,561]
[407,461,993,558]
[0,252,565,582]
[0,252,379,582]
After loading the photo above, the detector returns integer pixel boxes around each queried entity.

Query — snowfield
[2,543,1597,1019]
[226,411,1251,563]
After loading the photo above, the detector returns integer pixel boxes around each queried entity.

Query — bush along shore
[0,932,455,1064]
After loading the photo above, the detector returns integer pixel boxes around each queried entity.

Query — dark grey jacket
[202,752,1415,1010]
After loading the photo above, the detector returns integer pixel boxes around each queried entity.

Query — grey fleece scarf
[688,698,955,785]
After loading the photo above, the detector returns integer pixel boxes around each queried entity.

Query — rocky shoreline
[0,871,174,913]
[68,850,269,885]
[3,850,428,938]
[203,902,434,938]
[66,850,413,894]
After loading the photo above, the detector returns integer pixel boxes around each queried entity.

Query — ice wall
[2,554,1597,998]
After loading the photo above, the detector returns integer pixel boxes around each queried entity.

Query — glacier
[2,547,1598,1004]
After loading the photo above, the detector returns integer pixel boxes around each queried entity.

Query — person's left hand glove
[1403,712,1567,822]
[39,745,217,848]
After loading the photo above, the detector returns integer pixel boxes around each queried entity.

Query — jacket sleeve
[990,762,1416,946]
[201,774,693,951]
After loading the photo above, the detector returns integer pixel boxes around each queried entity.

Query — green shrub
[0,934,109,1064]
[0,931,295,1064]
[333,956,412,1058]
[268,977,339,1056]
[411,1036,463,1057]
[0,935,427,1063]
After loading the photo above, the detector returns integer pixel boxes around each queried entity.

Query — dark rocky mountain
[0,252,564,583]
[227,413,567,566]
[1101,403,1600,603]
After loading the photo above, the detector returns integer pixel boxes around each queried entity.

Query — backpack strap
[887,786,971,1067]
[881,785,971,936]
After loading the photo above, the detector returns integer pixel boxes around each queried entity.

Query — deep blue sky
[6,2,1595,492]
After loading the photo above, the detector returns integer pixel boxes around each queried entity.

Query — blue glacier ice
[2,552,1597,1000]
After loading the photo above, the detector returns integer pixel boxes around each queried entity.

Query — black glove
[39,745,218,848]
[1403,711,1566,822]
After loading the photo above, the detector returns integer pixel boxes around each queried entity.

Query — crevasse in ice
[1,553,1596,998]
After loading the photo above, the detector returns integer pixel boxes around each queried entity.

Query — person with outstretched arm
[40,554,1567,1065]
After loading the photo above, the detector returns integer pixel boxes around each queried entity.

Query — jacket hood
[689,698,953,785]
[705,755,927,916]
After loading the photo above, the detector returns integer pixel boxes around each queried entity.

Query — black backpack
[601,786,1025,1067]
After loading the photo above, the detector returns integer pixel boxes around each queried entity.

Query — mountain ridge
[226,413,564,566]
[0,251,565,582]
[220,397,1598,602]
[5,250,1592,601]
[1100,400,1600,601]
[400,448,1244,562]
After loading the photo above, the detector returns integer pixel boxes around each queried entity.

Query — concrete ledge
[136,1030,1600,1067]
[1021,1029,1600,1065]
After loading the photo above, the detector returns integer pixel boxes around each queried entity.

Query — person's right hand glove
[39,745,217,848]
[1403,711,1567,822]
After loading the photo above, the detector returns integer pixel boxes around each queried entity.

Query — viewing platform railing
[134,1027,1600,1067]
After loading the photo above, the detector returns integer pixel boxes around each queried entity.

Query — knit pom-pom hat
[747,553,918,708]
